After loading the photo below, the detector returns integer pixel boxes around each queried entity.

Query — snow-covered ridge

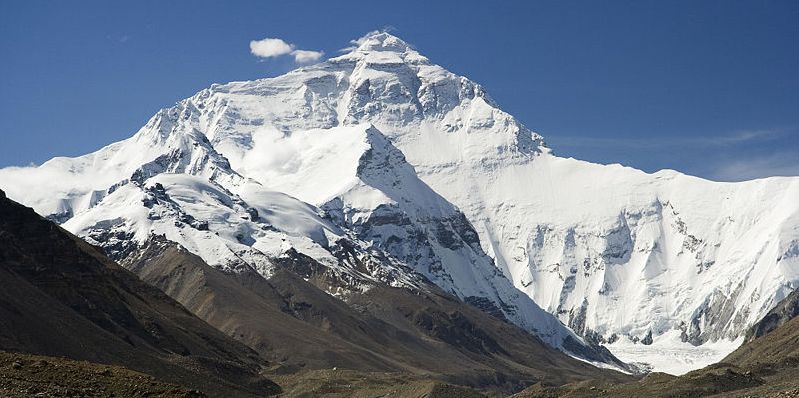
[1,31,797,373]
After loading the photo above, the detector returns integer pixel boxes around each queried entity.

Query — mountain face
[1,31,798,373]
[722,286,799,374]
[124,237,632,392]
[743,286,799,342]
[0,190,279,397]
[514,287,799,398]
[0,190,629,396]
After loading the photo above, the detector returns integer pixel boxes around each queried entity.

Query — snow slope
[1,31,798,373]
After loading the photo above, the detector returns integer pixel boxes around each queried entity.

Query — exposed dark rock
[412,309,506,355]
[607,333,619,344]
[45,210,73,224]
[745,287,799,342]
[85,228,137,261]
[641,330,653,345]
[464,296,508,322]
[246,207,259,221]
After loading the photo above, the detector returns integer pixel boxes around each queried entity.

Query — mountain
[0,46,611,365]
[125,236,632,392]
[1,31,798,373]
[0,190,279,397]
[513,286,799,397]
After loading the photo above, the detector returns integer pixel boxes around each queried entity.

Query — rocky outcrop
[745,287,799,342]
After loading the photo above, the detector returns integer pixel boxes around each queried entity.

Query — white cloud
[291,49,324,63]
[547,128,797,181]
[249,37,324,64]
[250,38,295,58]
[711,151,799,181]
[551,129,785,150]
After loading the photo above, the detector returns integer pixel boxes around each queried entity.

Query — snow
[1,30,798,374]
[607,331,743,375]
[417,151,799,343]
[237,125,371,205]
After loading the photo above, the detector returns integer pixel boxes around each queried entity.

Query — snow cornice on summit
[331,31,431,64]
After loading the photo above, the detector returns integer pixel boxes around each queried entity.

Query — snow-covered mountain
[1,31,797,374]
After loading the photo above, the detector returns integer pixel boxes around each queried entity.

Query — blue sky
[1,0,797,181]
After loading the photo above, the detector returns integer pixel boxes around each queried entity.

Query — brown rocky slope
[0,189,279,397]
[125,235,633,394]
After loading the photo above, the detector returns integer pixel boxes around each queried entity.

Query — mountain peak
[351,31,413,53]
[334,31,429,65]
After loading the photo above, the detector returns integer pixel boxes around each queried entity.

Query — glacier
[1,31,798,374]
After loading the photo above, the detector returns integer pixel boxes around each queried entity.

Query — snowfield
[1,31,798,374]
[607,331,744,376]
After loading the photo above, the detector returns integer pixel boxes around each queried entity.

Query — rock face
[0,190,279,397]
[744,287,799,342]
[723,286,799,371]
[1,31,798,372]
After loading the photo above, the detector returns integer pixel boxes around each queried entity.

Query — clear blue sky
[1,0,797,181]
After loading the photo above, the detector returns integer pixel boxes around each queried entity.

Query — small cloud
[250,37,294,58]
[291,49,324,63]
[710,129,783,145]
[249,37,324,64]
[105,34,130,44]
